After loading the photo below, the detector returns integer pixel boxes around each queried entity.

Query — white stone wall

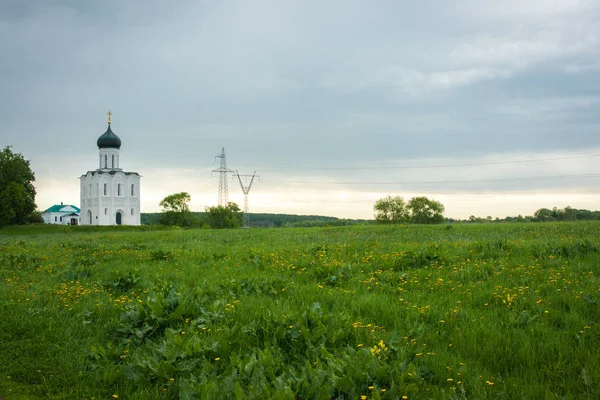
[42,206,80,225]
[98,148,120,170]
[42,211,80,225]
[80,171,141,226]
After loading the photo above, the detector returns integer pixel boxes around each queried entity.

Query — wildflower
[357,344,363,347]
[360,396,367,400]
[368,386,374,390]
[215,357,220,361]
[402,396,408,399]
[112,395,118,399]
[447,378,454,382]
[486,381,494,386]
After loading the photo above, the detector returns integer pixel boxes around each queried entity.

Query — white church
[79,113,141,225]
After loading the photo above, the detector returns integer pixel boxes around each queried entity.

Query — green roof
[42,205,81,213]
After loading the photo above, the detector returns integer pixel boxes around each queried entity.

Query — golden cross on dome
[107,111,112,125]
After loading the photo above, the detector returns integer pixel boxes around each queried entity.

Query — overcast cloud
[1,0,599,219]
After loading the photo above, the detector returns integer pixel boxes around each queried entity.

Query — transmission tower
[212,147,234,206]
[235,170,259,227]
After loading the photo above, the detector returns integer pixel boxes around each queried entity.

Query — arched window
[89,184,92,196]
[112,155,115,168]
[104,208,108,215]
[104,155,107,168]
[103,183,107,195]
[131,184,134,196]
[131,208,134,215]
[118,184,121,196]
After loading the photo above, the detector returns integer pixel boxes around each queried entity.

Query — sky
[1,0,599,219]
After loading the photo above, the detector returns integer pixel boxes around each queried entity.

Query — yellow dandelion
[215,357,220,361]
[368,385,374,390]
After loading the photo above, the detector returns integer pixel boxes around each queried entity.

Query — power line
[261,173,600,186]
[239,153,600,171]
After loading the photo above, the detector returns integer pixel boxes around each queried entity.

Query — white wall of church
[98,148,120,170]
[80,171,141,226]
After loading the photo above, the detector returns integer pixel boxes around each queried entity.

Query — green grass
[1,222,599,399]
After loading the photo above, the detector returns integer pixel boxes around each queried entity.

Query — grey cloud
[2,0,600,216]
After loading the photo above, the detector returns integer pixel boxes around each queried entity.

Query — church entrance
[116,212,122,225]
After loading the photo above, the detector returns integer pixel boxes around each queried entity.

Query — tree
[0,146,37,226]
[205,202,243,229]
[373,195,409,224]
[407,196,445,224]
[561,206,578,221]
[159,192,191,227]
[533,208,553,222]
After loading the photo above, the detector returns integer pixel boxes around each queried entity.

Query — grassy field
[1,222,599,399]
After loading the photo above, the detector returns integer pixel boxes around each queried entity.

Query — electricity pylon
[235,170,258,227]
[212,147,234,206]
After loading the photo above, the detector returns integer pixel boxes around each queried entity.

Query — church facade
[79,114,141,225]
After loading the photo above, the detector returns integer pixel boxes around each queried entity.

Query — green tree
[407,196,445,224]
[373,195,410,224]
[159,192,192,227]
[0,146,37,226]
[28,210,44,224]
[205,202,243,229]
[533,208,553,222]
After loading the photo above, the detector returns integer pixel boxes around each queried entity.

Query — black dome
[97,125,122,149]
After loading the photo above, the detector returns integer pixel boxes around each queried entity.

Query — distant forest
[452,206,600,224]
[141,212,370,228]
[141,205,600,228]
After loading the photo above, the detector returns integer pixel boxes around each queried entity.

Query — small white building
[42,203,80,225]
[79,115,141,225]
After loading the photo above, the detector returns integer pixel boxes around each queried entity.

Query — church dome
[97,125,122,149]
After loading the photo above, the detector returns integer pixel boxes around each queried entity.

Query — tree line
[373,195,445,224]
[158,192,244,229]
[457,206,600,223]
